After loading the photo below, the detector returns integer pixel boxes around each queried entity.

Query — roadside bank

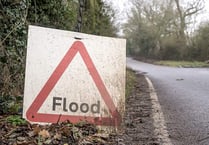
[115,73,161,145]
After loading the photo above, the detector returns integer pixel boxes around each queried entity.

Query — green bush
[0,95,22,115]
[160,36,181,60]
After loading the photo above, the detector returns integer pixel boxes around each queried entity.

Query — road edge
[145,76,172,145]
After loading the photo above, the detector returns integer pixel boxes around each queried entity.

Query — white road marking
[145,76,173,145]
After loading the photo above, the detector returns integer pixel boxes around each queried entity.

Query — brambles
[6,115,27,126]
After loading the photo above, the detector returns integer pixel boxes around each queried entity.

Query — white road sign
[23,25,126,126]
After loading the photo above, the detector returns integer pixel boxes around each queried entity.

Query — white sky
[198,1,209,23]
[105,0,132,23]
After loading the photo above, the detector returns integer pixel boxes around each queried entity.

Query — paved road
[126,58,209,145]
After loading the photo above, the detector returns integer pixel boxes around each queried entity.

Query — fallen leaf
[61,127,71,136]
[33,125,41,135]
[39,129,50,139]
[44,139,52,144]
[17,136,26,141]
[27,131,35,137]
[54,133,61,140]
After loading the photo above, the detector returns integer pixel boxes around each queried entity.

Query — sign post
[23,25,126,126]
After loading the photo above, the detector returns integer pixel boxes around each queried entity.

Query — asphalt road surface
[126,58,209,145]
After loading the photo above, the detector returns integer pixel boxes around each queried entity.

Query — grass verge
[155,60,209,68]
[126,69,136,97]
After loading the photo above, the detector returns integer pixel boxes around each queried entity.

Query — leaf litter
[0,119,117,145]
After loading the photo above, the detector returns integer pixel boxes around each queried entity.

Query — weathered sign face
[23,25,126,126]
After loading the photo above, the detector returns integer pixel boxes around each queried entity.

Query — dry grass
[155,60,209,68]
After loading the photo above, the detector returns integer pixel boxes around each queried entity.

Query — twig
[5,128,17,137]
[56,114,62,124]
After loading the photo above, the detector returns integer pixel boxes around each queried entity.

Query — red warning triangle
[26,41,121,126]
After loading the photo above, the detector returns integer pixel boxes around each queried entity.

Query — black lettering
[80,103,89,113]
[91,101,100,113]
[69,102,78,112]
[53,97,62,111]
[63,98,68,112]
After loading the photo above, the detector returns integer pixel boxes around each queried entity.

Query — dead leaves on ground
[0,119,116,145]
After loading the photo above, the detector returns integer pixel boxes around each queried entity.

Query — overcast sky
[198,1,209,23]
[105,0,132,23]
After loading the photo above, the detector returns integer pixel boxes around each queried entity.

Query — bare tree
[125,0,205,59]
[173,0,204,57]
[174,0,204,39]
[124,0,177,57]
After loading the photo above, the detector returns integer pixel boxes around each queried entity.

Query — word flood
[52,97,100,113]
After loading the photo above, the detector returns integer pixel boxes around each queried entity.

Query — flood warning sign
[23,25,126,126]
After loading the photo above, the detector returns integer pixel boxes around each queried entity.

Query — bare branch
[184,0,204,17]
[174,0,183,19]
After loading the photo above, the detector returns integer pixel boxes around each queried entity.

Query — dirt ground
[116,74,161,145]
